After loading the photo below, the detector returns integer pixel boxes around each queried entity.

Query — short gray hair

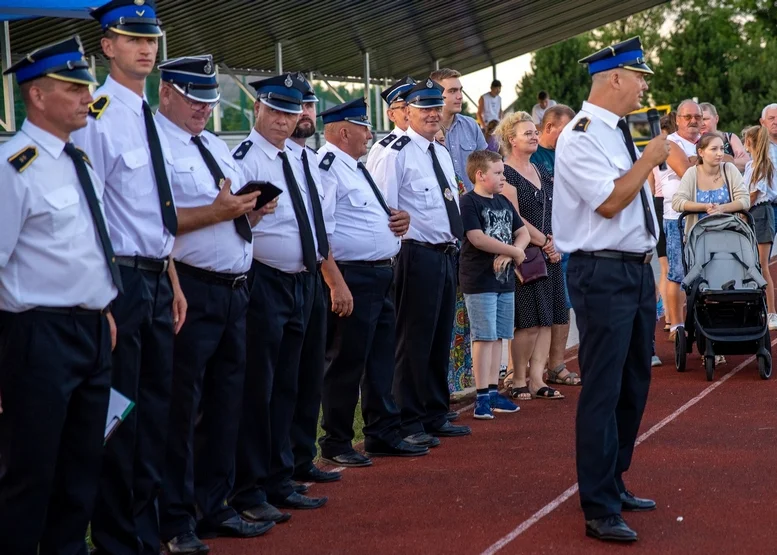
[699,102,717,117]
[677,99,701,113]
[762,103,777,119]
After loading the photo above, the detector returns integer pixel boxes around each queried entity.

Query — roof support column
[492,64,497,81]
[160,30,168,61]
[275,42,282,74]
[373,74,381,130]
[363,51,370,124]
[381,77,388,131]
[212,65,222,133]
[89,55,97,93]
[434,59,440,71]
[1,21,15,132]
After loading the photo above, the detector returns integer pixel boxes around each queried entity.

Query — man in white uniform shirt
[373,79,472,442]
[365,76,415,174]
[153,56,276,555]
[231,73,329,519]
[285,74,342,486]
[315,98,428,467]
[0,36,120,555]
[71,2,187,553]
[553,37,669,543]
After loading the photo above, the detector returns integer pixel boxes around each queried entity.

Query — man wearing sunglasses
[154,55,277,554]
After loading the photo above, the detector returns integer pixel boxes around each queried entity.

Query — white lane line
[480,341,774,555]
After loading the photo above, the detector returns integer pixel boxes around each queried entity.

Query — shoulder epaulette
[88,95,110,120]
[232,140,253,160]
[74,146,93,168]
[7,145,38,173]
[391,135,411,151]
[573,117,591,133]
[318,151,335,171]
[379,133,397,147]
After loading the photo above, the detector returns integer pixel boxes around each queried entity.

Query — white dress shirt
[285,139,335,248]
[72,75,175,259]
[318,142,401,262]
[231,129,321,273]
[365,127,405,175]
[553,101,658,254]
[0,120,118,312]
[155,112,252,274]
[371,126,460,245]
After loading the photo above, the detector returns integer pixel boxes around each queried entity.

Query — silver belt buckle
[232,274,248,289]
[161,258,170,273]
[643,253,653,264]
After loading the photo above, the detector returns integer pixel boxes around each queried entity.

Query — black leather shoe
[585,515,638,542]
[620,490,656,512]
[164,531,209,554]
[404,432,441,448]
[446,411,460,422]
[365,440,429,457]
[321,452,372,468]
[429,421,472,437]
[197,515,274,539]
[291,480,309,494]
[270,491,328,510]
[293,466,343,482]
[241,502,291,524]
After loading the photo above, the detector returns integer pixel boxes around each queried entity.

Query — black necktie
[357,161,391,216]
[278,151,317,272]
[142,101,178,235]
[64,143,123,293]
[616,118,657,240]
[191,135,252,243]
[428,143,464,240]
[300,149,329,259]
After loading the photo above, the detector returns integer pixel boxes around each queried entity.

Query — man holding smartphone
[154,56,277,554]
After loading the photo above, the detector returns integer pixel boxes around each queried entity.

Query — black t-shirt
[459,191,524,294]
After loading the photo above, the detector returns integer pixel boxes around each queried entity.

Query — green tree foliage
[513,33,592,113]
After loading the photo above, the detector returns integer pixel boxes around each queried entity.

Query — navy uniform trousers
[567,254,653,520]
[291,271,326,476]
[0,309,111,555]
[393,242,457,436]
[92,265,174,555]
[159,266,249,542]
[320,263,403,457]
[232,260,315,510]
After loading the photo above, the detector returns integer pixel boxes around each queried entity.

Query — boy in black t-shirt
[460,150,531,419]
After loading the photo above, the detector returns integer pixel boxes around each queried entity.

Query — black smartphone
[235,181,283,210]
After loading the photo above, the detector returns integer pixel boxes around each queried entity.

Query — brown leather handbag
[516,187,549,285]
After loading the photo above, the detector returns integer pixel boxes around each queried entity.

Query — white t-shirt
[481,93,501,123]
[661,132,697,220]
[531,100,557,125]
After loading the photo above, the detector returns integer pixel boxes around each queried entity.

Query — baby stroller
[674,212,772,381]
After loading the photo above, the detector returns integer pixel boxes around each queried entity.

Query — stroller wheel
[758,353,772,380]
[705,356,715,381]
[675,328,687,373]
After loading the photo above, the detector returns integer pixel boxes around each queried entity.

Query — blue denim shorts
[664,218,685,283]
[464,291,515,341]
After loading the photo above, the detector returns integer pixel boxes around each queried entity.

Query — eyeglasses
[678,114,702,121]
[520,130,539,138]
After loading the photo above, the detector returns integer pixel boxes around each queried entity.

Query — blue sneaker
[474,396,494,420]
[490,391,520,413]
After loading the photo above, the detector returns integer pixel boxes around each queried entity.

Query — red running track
[208,314,777,555]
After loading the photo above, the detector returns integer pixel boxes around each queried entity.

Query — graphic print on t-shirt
[482,206,513,283]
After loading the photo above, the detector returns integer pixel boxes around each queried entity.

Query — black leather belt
[175,261,248,290]
[574,250,653,264]
[116,255,169,273]
[32,306,109,316]
[403,239,458,255]
[338,258,396,268]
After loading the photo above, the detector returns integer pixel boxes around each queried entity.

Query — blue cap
[579,36,653,75]
[381,76,416,105]
[249,73,306,114]
[91,0,163,37]
[294,72,318,103]
[404,78,444,108]
[159,55,220,104]
[3,35,96,86]
[319,98,371,128]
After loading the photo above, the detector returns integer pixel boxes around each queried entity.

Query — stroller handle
[676,210,755,247]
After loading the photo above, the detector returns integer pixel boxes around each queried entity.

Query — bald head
[324,121,372,160]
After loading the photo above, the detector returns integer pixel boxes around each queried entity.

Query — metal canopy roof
[8,0,667,81]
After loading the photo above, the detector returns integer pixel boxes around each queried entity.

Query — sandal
[546,364,581,386]
[510,386,532,401]
[664,323,671,332]
[532,386,565,400]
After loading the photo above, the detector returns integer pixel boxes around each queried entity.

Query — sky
[459,54,533,113]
